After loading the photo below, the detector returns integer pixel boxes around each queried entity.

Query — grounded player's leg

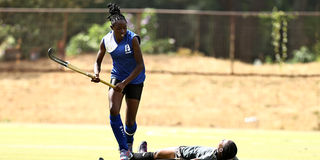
[131,152,154,160]
[132,148,177,160]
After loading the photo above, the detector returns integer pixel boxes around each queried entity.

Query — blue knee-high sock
[110,114,128,150]
[125,122,137,144]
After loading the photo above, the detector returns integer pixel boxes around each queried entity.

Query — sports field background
[1,54,320,160]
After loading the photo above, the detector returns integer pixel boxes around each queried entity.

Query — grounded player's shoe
[127,143,133,152]
[138,141,147,153]
[120,149,132,160]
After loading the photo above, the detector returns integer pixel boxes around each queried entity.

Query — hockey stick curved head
[47,48,68,67]
[48,48,54,55]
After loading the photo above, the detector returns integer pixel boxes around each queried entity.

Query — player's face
[219,139,229,147]
[111,20,127,41]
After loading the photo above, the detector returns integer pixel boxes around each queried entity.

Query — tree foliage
[271,8,289,63]
[0,0,320,61]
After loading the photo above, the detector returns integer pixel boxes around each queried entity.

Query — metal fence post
[229,16,235,75]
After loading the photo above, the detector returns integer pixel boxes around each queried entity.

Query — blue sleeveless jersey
[102,30,145,84]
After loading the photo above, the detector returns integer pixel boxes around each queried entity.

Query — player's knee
[109,106,120,116]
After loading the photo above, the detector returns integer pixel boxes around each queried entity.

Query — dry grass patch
[1,53,320,130]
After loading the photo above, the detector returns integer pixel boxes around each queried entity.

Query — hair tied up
[107,3,121,15]
[106,3,126,24]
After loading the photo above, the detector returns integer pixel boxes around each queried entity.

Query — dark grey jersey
[177,146,216,160]
[177,146,238,160]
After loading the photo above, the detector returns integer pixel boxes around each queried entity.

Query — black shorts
[109,78,144,100]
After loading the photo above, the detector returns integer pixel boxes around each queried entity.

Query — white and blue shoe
[120,149,133,160]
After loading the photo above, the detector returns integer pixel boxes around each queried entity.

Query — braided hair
[222,140,237,160]
[107,3,127,26]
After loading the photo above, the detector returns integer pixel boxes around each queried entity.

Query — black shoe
[138,141,147,153]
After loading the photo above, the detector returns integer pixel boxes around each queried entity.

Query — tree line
[0,0,319,63]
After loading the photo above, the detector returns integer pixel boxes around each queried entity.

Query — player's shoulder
[103,30,113,39]
[126,29,136,36]
[127,30,141,44]
[103,31,117,53]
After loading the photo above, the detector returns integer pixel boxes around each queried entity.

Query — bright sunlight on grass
[0,123,319,160]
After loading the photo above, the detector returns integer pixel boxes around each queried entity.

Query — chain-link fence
[0,8,320,63]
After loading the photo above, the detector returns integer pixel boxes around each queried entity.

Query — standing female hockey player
[92,3,145,160]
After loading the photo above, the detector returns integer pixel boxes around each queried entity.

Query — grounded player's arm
[120,37,145,86]
[92,41,106,82]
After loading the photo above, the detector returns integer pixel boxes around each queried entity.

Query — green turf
[0,123,319,160]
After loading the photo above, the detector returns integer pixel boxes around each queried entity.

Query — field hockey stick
[48,48,115,88]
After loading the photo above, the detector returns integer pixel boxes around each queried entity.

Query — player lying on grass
[131,139,238,160]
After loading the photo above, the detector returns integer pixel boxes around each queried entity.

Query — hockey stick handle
[67,64,116,88]
[48,48,115,88]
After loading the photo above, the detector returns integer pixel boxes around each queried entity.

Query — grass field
[0,123,319,160]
